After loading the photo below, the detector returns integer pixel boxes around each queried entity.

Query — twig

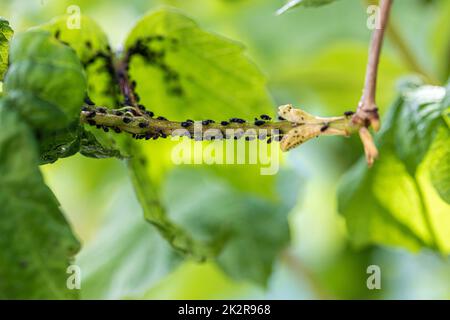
[353,0,393,166]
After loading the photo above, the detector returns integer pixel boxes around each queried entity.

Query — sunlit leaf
[0,17,13,80]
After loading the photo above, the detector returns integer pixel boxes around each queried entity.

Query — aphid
[186,119,194,124]
[123,116,132,124]
[260,114,272,121]
[85,41,92,49]
[202,120,214,125]
[267,137,272,144]
[96,125,102,129]
[145,111,154,117]
[160,132,167,138]
[84,96,95,106]
[138,104,146,111]
[145,133,152,140]
[87,120,96,126]
[96,107,107,114]
[278,116,285,121]
[245,136,255,141]
[138,121,149,128]
[320,124,329,132]
[181,121,192,128]
[86,111,96,119]
[54,30,60,40]
[114,110,124,116]
[114,127,121,133]
[103,127,109,133]
[344,111,355,117]
[221,121,229,126]
[230,118,246,124]
[254,120,265,126]
[81,106,90,112]
[157,116,168,121]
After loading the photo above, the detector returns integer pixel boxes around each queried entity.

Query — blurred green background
[2,0,449,299]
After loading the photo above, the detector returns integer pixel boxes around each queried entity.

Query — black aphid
[202,120,214,125]
[123,116,132,124]
[145,111,154,117]
[245,136,255,141]
[254,120,265,126]
[97,107,107,114]
[86,111,96,119]
[344,111,355,116]
[138,122,149,128]
[145,133,152,140]
[114,127,121,133]
[87,120,96,126]
[260,114,271,121]
[267,137,272,144]
[103,127,109,133]
[54,30,60,39]
[96,125,102,129]
[138,104,146,111]
[157,116,167,121]
[114,110,124,116]
[81,106,90,112]
[221,121,229,126]
[230,118,246,124]
[320,124,329,132]
[278,116,285,121]
[181,121,191,128]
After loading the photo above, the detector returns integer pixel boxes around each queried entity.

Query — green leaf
[125,9,274,121]
[79,128,125,160]
[338,86,450,254]
[395,85,448,175]
[163,168,294,285]
[0,104,80,299]
[277,0,337,15]
[40,15,118,107]
[0,17,13,80]
[3,30,87,163]
[429,127,450,204]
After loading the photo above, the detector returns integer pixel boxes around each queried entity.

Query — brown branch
[353,0,393,166]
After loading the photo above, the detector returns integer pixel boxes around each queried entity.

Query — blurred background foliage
[1,0,449,299]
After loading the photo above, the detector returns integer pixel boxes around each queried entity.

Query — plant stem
[80,105,358,141]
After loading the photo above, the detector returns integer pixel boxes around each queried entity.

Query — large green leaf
[277,0,337,15]
[40,15,118,107]
[338,85,450,254]
[3,30,87,163]
[0,104,80,299]
[0,17,13,80]
[124,9,274,121]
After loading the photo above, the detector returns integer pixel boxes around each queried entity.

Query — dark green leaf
[429,127,450,204]
[395,85,448,175]
[0,104,80,299]
[0,17,13,80]
[3,30,87,163]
